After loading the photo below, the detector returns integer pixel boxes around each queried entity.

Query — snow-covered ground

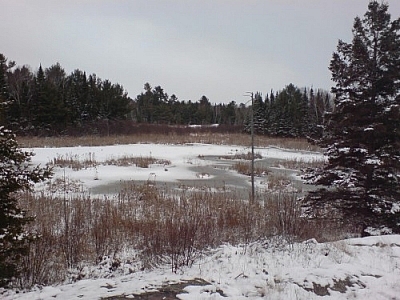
[3,143,399,299]
[4,235,400,299]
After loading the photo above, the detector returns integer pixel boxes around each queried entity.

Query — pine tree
[0,54,14,126]
[0,55,9,102]
[32,65,55,130]
[0,127,52,286]
[303,1,400,234]
[6,65,35,131]
[244,92,265,134]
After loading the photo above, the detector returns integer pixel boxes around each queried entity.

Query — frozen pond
[29,143,324,198]
[70,157,319,199]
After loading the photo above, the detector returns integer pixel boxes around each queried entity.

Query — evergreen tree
[221,101,238,125]
[44,64,68,130]
[0,127,52,286]
[6,65,35,129]
[31,65,56,130]
[0,55,9,102]
[194,96,213,124]
[65,69,89,125]
[0,54,14,126]
[253,92,266,134]
[269,84,304,137]
[305,88,334,140]
[303,1,400,234]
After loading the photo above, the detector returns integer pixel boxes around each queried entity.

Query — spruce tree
[0,127,52,286]
[0,54,12,126]
[303,1,400,234]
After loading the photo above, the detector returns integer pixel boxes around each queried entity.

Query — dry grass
[220,151,263,160]
[265,173,294,191]
[17,133,320,151]
[231,162,269,176]
[270,157,325,170]
[105,155,171,168]
[48,152,97,170]
[16,181,345,288]
[47,153,171,170]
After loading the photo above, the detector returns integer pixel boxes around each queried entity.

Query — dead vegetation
[16,181,344,288]
[270,157,325,170]
[47,153,171,170]
[231,162,269,176]
[104,155,171,168]
[18,132,320,152]
[49,152,97,170]
[219,151,263,160]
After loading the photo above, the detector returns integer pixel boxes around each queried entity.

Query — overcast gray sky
[1,0,400,104]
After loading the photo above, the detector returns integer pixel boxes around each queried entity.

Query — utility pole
[245,92,255,202]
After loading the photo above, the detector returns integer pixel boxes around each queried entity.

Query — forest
[0,54,333,137]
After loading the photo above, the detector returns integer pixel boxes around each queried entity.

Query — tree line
[132,82,247,126]
[0,57,132,135]
[1,54,333,137]
[246,84,333,139]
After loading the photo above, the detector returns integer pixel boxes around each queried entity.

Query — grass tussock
[231,162,269,176]
[105,155,171,168]
[220,151,263,160]
[49,152,97,170]
[265,173,293,191]
[16,183,345,288]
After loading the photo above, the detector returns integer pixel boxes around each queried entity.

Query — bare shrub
[18,193,69,287]
[263,192,304,238]
[19,233,63,288]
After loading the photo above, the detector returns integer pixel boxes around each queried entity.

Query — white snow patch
[365,158,381,165]
[391,203,400,214]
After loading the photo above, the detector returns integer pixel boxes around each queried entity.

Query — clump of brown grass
[231,162,269,176]
[105,155,171,168]
[265,173,293,191]
[220,151,263,160]
[48,152,97,170]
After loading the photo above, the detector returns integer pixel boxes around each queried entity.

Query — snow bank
[3,235,400,299]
